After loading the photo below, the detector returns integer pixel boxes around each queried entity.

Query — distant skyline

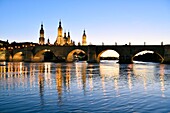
[0,0,170,45]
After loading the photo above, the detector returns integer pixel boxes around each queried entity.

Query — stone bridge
[1,45,170,63]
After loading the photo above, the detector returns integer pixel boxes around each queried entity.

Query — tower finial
[68,31,70,36]
[83,29,86,36]
[64,30,66,37]
[40,21,43,28]
[59,19,61,27]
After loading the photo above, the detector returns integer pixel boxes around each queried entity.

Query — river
[0,61,170,112]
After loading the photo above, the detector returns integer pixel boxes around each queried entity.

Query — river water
[0,61,170,113]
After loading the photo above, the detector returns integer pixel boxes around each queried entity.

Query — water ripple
[1,62,170,112]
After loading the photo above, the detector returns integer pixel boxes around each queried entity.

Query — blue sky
[0,0,170,45]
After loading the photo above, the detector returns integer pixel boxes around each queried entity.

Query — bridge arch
[66,49,87,62]
[0,50,6,61]
[132,50,164,63]
[0,50,14,61]
[12,52,23,61]
[33,49,55,62]
[97,49,120,62]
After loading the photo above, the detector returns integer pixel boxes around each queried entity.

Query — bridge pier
[5,50,11,62]
[87,45,98,63]
[119,55,133,64]
[163,46,170,63]
[23,48,33,62]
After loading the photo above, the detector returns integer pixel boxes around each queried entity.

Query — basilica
[39,20,87,46]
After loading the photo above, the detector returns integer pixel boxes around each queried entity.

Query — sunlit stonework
[39,20,87,46]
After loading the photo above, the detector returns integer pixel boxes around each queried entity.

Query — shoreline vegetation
[133,53,162,63]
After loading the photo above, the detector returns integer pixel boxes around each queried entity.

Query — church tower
[54,20,64,45]
[47,38,50,45]
[63,32,67,44]
[82,30,87,46]
[39,23,45,45]
[67,31,71,44]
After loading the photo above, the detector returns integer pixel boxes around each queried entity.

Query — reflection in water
[88,64,94,91]
[37,63,45,105]
[159,64,165,97]
[38,73,44,106]
[82,63,87,94]
[100,62,120,95]
[0,62,28,90]
[44,63,52,88]
[0,61,169,112]
[56,64,62,104]
[127,64,133,91]
[65,63,71,92]
[75,62,82,89]
[0,61,167,96]
[29,63,36,88]
[75,62,87,94]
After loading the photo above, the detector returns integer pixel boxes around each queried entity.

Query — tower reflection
[38,72,44,106]
[55,63,63,104]
[38,63,45,106]
[65,63,71,91]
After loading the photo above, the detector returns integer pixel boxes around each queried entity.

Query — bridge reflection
[0,61,167,103]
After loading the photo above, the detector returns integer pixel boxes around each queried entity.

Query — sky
[0,0,170,45]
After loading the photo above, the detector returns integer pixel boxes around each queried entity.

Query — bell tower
[67,31,71,44]
[39,23,45,45]
[82,30,87,46]
[55,20,63,45]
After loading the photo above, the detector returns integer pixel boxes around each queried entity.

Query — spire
[64,32,66,37]
[68,31,70,37]
[67,31,71,45]
[40,23,44,33]
[55,20,63,46]
[83,29,86,36]
[59,20,62,28]
[39,22,45,45]
[47,38,50,45]
[41,22,43,29]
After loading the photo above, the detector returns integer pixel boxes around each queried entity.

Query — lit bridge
[1,45,170,63]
